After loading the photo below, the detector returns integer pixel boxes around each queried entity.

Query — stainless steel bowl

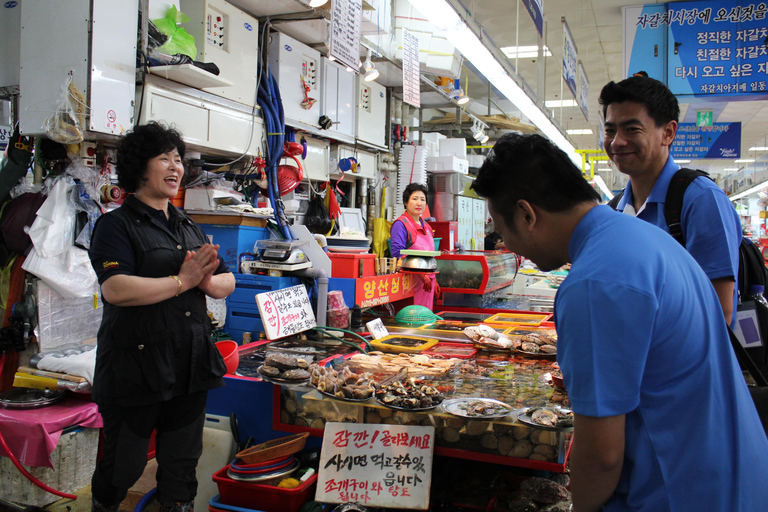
[401,255,437,271]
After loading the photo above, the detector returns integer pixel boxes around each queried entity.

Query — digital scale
[242,240,312,272]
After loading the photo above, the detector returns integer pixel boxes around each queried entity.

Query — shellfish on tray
[374,377,443,410]
[463,324,514,350]
[309,364,376,400]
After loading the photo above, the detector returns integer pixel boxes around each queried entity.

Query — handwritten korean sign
[316,422,435,509]
[402,28,421,108]
[255,284,316,340]
[355,272,420,308]
[329,0,363,72]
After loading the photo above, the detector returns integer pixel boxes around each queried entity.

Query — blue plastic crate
[229,275,303,306]
[198,224,269,272]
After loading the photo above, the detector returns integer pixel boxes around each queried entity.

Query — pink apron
[396,213,436,310]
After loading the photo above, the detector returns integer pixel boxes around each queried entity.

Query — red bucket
[216,340,239,374]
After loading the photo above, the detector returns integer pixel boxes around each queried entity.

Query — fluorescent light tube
[729,179,768,201]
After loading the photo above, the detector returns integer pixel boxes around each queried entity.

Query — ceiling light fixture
[363,49,379,82]
[723,168,741,171]
[566,129,593,135]
[748,147,768,151]
[309,0,329,7]
[730,179,768,201]
[480,133,490,144]
[735,159,756,163]
[500,45,553,59]
[592,175,614,200]
[676,159,692,163]
[545,99,578,108]
[405,0,578,164]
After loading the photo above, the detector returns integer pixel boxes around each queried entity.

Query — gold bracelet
[170,275,183,297]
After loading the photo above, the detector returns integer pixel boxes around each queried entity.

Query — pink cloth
[0,398,102,468]
[396,213,436,310]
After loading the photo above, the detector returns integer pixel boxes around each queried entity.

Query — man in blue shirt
[472,133,768,512]
[599,76,741,326]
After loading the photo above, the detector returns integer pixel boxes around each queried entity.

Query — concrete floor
[44,459,159,512]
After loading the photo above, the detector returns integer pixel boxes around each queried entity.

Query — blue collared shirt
[615,155,741,324]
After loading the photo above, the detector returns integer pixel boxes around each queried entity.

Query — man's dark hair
[471,134,600,229]
[599,76,680,127]
[402,182,428,205]
[116,121,186,193]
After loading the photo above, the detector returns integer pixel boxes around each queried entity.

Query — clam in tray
[374,376,444,411]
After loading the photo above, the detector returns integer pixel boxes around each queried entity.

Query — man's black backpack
[609,168,768,377]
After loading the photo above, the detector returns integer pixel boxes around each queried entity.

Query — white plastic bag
[22,245,97,298]
[27,177,75,259]
[42,76,84,144]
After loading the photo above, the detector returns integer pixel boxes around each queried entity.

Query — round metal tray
[0,388,65,409]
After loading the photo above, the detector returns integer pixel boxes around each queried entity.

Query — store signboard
[329,0,363,72]
[523,0,544,37]
[356,273,420,308]
[255,284,316,339]
[671,122,741,159]
[316,422,435,509]
[579,60,589,121]
[562,18,578,101]
[625,1,768,97]
[402,28,421,108]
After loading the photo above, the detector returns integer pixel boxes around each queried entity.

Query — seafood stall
[227,318,573,474]
[435,251,519,309]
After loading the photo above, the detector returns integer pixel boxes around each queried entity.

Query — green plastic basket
[395,305,443,325]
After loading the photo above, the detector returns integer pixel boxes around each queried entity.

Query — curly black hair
[116,122,186,193]
[471,133,600,230]
[599,76,680,127]
[402,182,428,205]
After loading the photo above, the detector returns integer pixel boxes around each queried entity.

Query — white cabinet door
[321,58,357,143]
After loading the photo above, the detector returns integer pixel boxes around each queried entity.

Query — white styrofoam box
[227,0,307,17]
[361,0,392,35]
[426,156,468,175]
[0,0,20,88]
[137,80,264,157]
[184,187,246,210]
[20,0,138,136]
[269,32,321,130]
[421,132,446,158]
[432,192,456,222]
[321,57,357,143]
[181,0,259,107]
[439,138,467,158]
[302,134,330,182]
[0,428,98,507]
[356,77,387,148]
[392,28,463,79]
[467,154,486,168]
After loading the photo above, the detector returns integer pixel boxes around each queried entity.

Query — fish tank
[436,251,518,295]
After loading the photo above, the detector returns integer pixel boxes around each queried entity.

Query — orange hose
[0,426,77,499]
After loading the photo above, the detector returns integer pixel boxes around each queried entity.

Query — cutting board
[194,414,235,512]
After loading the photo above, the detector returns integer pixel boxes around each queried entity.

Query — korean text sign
[355,273,420,308]
[316,422,435,509]
[671,122,741,158]
[255,284,316,340]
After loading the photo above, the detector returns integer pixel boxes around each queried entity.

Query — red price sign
[355,273,420,308]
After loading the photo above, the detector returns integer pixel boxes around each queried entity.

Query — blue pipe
[134,488,157,512]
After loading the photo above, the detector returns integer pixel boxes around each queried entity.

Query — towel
[37,346,96,385]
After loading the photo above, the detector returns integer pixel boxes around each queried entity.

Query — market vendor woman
[391,182,436,309]
[88,122,235,512]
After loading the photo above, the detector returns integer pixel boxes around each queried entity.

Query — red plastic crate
[329,253,375,278]
[212,466,317,512]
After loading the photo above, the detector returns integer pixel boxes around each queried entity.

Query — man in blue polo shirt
[472,133,768,512]
[599,76,741,326]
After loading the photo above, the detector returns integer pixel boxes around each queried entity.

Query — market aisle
[44,459,158,512]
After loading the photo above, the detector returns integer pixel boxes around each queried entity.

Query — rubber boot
[158,501,194,512]
[91,497,120,512]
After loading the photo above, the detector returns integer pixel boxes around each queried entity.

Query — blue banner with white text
[671,122,741,158]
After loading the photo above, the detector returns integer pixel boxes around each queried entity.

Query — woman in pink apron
[390,183,436,310]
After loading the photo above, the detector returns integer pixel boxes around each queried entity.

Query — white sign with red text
[255,284,316,340]
[316,422,435,509]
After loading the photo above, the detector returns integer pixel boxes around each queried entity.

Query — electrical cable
[311,328,369,353]
[312,326,372,351]
[0,427,77,500]
[134,487,157,512]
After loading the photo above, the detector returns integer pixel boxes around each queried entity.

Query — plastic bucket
[434,238,441,251]
[216,340,239,374]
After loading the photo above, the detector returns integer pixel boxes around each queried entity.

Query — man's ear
[661,120,678,147]
[517,200,537,232]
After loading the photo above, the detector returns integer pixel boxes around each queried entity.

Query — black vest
[93,196,226,405]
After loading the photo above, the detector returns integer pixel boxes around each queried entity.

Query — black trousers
[91,391,207,506]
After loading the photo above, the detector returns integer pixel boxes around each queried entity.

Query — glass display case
[436,251,518,294]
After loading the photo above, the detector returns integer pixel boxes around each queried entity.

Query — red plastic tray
[213,466,317,512]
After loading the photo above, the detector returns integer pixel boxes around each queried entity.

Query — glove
[420,273,433,292]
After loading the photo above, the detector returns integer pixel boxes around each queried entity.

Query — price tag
[365,318,389,340]
[255,284,316,340]
[316,422,435,509]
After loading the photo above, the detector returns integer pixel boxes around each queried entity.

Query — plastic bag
[43,79,84,144]
[153,6,198,59]
[27,177,76,259]
[305,194,332,234]
[22,245,97,298]
[70,181,102,250]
